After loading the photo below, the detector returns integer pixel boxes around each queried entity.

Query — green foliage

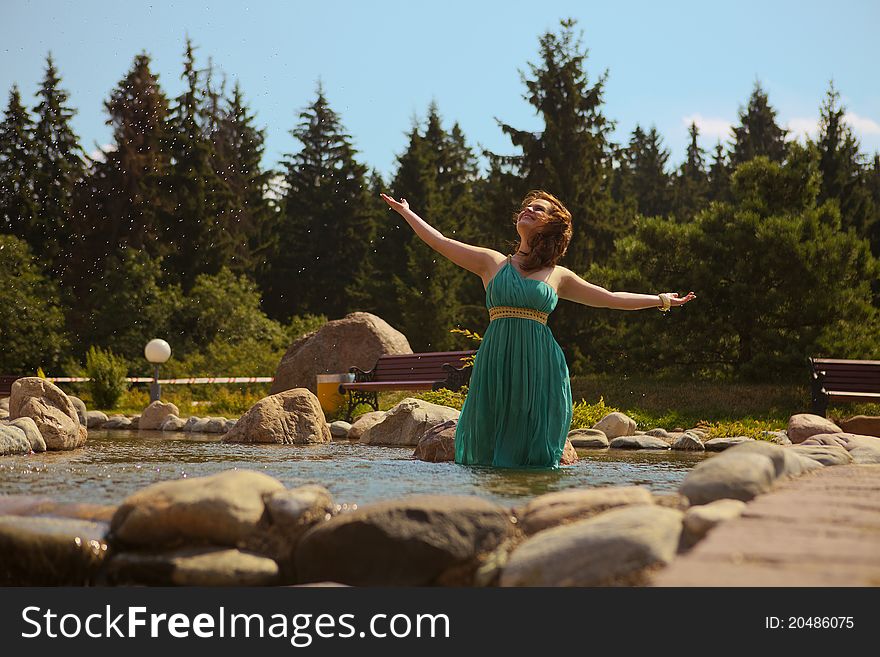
[414,385,469,410]
[695,418,786,441]
[0,85,37,237]
[0,234,69,372]
[80,248,182,362]
[579,152,880,381]
[85,346,129,409]
[570,396,621,429]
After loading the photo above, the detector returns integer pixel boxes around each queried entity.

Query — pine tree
[731,82,788,166]
[869,154,880,259]
[379,103,481,350]
[87,53,172,263]
[267,84,376,320]
[815,81,875,239]
[708,141,731,202]
[0,85,38,237]
[30,53,84,274]
[617,124,672,218]
[162,38,224,287]
[672,121,710,221]
[210,79,276,276]
[494,18,620,272]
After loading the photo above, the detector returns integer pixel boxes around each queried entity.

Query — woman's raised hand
[663,291,697,308]
[380,193,410,214]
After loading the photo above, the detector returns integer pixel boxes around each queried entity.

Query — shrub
[414,386,469,410]
[85,346,129,409]
[570,396,622,429]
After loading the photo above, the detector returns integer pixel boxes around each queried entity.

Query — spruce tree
[815,81,875,239]
[618,124,672,218]
[380,103,481,350]
[210,79,276,277]
[267,84,376,320]
[0,85,38,237]
[163,38,224,286]
[494,18,620,272]
[30,53,84,274]
[731,82,788,166]
[672,121,710,221]
[88,53,172,262]
[490,18,625,373]
[708,141,731,202]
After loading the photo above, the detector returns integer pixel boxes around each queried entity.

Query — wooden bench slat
[825,391,880,400]
[341,381,441,391]
[810,357,880,417]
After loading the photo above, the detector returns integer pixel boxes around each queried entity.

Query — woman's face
[516,198,552,237]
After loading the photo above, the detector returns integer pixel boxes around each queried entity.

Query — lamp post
[144,339,172,403]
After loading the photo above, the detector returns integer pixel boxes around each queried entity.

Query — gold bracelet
[658,293,672,312]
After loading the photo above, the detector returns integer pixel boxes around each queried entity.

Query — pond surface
[0,430,709,508]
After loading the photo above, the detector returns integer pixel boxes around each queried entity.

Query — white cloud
[786,117,819,140]
[682,114,733,141]
[88,143,116,162]
[845,111,880,136]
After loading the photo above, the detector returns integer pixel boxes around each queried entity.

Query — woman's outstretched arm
[556,266,697,311]
[380,193,497,277]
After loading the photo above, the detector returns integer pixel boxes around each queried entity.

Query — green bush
[414,386,469,410]
[570,396,622,429]
[85,346,129,409]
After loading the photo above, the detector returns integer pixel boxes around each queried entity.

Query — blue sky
[3,0,879,180]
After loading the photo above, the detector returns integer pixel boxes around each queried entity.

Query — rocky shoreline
[1,376,879,586]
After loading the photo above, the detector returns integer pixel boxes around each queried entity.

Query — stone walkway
[653,464,880,586]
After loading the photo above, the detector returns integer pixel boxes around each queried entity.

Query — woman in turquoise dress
[380,190,696,469]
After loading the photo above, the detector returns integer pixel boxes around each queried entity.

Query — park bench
[0,375,21,399]
[809,357,880,417]
[339,350,477,423]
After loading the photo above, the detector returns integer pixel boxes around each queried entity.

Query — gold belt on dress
[488,305,548,325]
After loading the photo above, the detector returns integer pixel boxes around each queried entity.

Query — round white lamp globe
[144,339,172,364]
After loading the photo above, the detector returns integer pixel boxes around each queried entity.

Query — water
[0,430,708,508]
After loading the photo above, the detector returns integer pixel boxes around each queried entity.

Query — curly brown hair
[508,190,573,273]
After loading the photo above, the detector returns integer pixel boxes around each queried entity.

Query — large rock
[329,421,352,438]
[102,415,132,429]
[223,389,331,444]
[360,398,459,446]
[159,414,186,431]
[723,441,820,478]
[109,470,286,548]
[671,432,705,451]
[295,495,516,586]
[270,312,412,395]
[258,485,336,580]
[413,419,457,462]
[69,396,87,425]
[139,400,180,430]
[0,515,109,585]
[592,412,637,439]
[801,432,880,464]
[704,436,755,451]
[679,452,777,505]
[8,377,86,450]
[609,435,670,450]
[1,417,45,452]
[791,444,853,466]
[560,439,579,465]
[515,486,654,535]
[103,548,280,586]
[499,505,684,587]
[567,428,609,448]
[682,499,746,547]
[838,415,880,438]
[787,413,842,444]
[86,410,108,428]
[0,425,31,455]
[346,411,385,441]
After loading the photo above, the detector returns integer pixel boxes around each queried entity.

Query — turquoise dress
[455,255,573,469]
